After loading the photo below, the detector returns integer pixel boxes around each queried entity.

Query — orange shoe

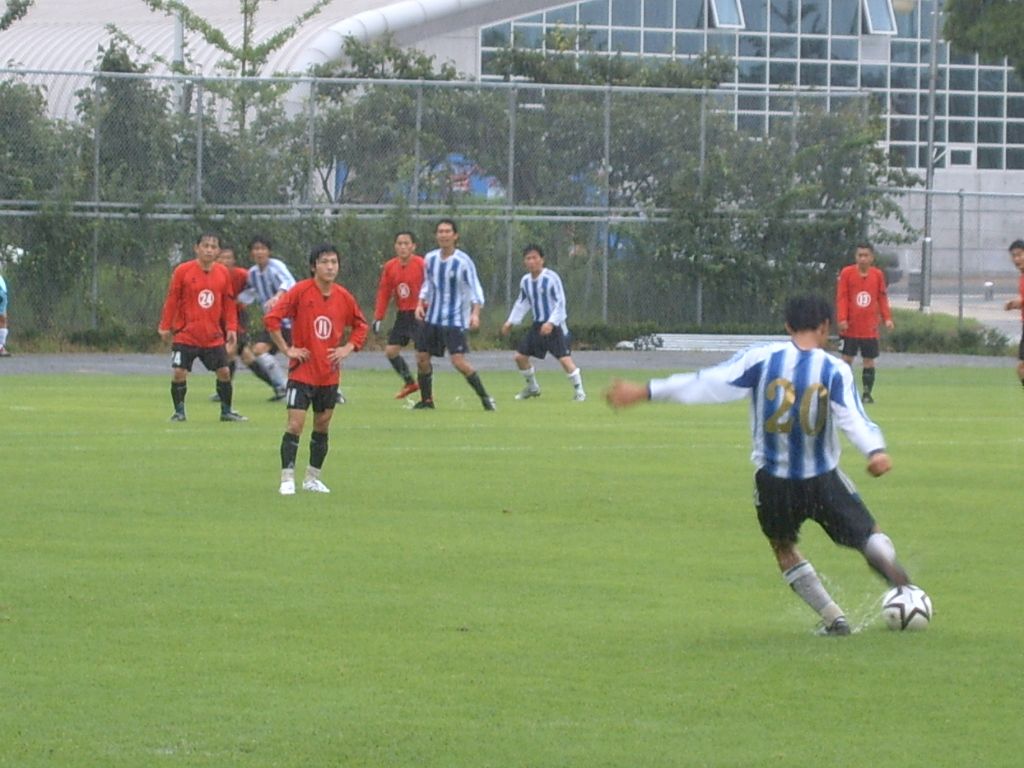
[395,381,420,399]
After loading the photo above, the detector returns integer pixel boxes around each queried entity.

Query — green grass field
[2,365,1023,767]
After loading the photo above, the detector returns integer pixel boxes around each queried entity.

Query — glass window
[1007,149,1024,169]
[737,59,766,83]
[520,13,544,23]
[644,31,674,54]
[1009,72,1024,93]
[707,31,737,54]
[977,147,1003,169]
[800,38,827,60]
[890,93,916,115]
[675,32,703,54]
[585,29,609,51]
[1009,97,1024,118]
[481,51,502,77]
[979,122,1004,143]
[801,0,828,34]
[738,93,766,110]
[612,0,640,26]
[740,35,767,57]
[861,65,887,89]
[889,120,916,142]
[891,41,917,64]
[948,47,975,66]
[889,145,916,168]
[948,121,975,143]
[611,29,641,51]
[863,0,896,35]
[770,61,797,85]
[547,6,576,24]
[580,0,609,26]
[769,115,794,136]
[920,145,945,169]
[738,113,766,134]
[481,23,510,48]
[948,95,974,117]
[894,1,919,39]
[740,0,766,31]
[710,0,745,28]
[948,68,975,91]
[979,69,1005,92]
[979,96,1004,117]
[770,36,797,58]
[831,2,858,35]
[645,0,673,28]
[800,63,827,87]
[675,0,704,29]
[514,26,543,49]
[770,0,797,33]
[949,148,973,166]
[830,39,858,61]
[919,120,945,141]
[921,93,947,116]
[769,94,796,111]
[831,65,858,87]
[890,67,917,89]
[999,123,1024,145]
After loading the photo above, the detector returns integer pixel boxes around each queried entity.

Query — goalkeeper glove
[372,320,382,334]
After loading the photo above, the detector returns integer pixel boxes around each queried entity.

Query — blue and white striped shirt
[419,248,485,329]
[648,341,884,480]
[246,258,296,307]
[505,268,569,333]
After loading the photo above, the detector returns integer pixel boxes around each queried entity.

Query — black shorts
[517,323,573,360]
[284,381,338,413]
[838,336,880,359]
[754,468,876,550]
[416,323,470,357]
[1018,324,1024,361]
[387,310,421,347]
[171,344,229,372]
[253,326,292,352]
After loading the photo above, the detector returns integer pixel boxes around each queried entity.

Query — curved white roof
[0,0,556,120]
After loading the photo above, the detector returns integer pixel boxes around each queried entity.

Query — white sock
[784,561,843,622]
[521,366,538,390]
[0,328,8,346]
[568,368,583,390]
[281,468,295,483]
[305,466,321,482]
[258,352,286,388]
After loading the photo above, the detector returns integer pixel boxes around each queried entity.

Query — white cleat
[279,479,296,496]
[302,478,331,493]
[515,387,541,400]
[573,391,587,402]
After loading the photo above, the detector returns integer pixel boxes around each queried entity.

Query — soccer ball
[881,585,933,631]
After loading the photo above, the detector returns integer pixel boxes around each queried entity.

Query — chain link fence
[2,68,1015,348]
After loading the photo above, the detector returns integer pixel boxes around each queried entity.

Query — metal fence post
[505,86,517,307]
[194,80,204,205]
[957,188,965,328]
[602,85,611,324]
[411,80,423,208]
[91,78,101,329]
[304,77,317,205]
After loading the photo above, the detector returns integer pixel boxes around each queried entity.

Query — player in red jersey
[372,230,425,399]
[158,232,246,422]
[265,244,369,495]
[1003,239,1024,388]
[835,242,894,404]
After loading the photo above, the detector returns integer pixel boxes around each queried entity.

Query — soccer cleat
[279,478,296,496]
[482,397,497,411]
[862,392,874,404]
[395,381,420,399]
[515,387,541,400]
[302,477,331,493]
[412,399,435,409]
[0,346,10,357]
[269,386,287,402]
[208,393,221,402]
[573,391,587,402]
[220,410,248,422]
[336,390,347,405]
[169,412,187,422]
[819,616,852,636]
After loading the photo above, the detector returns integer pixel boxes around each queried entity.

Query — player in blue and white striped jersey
[244,236,295,401]
[413,218,495,410]
[500,244,585,401]
[607,294,914,636]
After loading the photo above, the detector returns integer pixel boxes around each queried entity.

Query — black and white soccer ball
[881,585,933,631]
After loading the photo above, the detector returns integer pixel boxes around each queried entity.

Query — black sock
[863,368,876,395]
[389,355,413,383]
[248,359,274,386]
[216,379,233,411]
[228,360,237,379]
[171,381,187,412]
[280,432,300,469]
[310,430,329,470]
[418,371,433,401]
[465,371,489,399]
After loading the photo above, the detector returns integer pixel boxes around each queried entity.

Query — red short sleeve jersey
[159,260,237,348]
[265,279,369,386]
[374,255,425,320]
[1018,274,1024,321]
[836,265,892,339]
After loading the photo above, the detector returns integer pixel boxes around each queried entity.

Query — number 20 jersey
[648,342,885,480]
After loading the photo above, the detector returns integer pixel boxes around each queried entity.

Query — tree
[944,0,1023,75]
[0,0,33,31]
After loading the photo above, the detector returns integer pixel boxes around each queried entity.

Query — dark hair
[394,230,416,243]
[1009,239,1024,252]
[435,218,458,234]
[522,244,545,259]
[195,232,220,246]
[308,243,338,271]
[784,294,834,332]
[248,235,272,251]
[855,242,874,253]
